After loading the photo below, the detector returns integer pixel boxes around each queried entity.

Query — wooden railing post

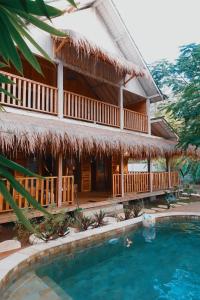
[166,158,172,188]
[119,86,124,130]
[57,153,63,207]
[57,61,63,119]
[148,158,153,192]
[120,154,124,197]
[146,98,151,135]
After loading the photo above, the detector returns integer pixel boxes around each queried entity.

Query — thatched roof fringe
[52,30,148,78]
[0,113,198,160]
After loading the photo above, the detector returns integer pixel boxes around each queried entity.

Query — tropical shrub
[75,215,95,231]
[132,203,143,218]
[35,212,71,241]
[93,210,106,227]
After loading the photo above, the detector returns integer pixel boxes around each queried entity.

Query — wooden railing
[124,108,148,133]
[0,71,58,115]
[152,172,169,191]
[124,172,150,193]
[113,171,179,196]
[170,171,180,187]
[62,176,74,205]
[64,90,120,127]
[0,175,74,213]
[112,174,122,196]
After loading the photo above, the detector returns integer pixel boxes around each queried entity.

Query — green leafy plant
[183,184,194,197]
[14,221,32,245]
[75,215,95,231]
[132,203,143,218]
[35,212,71,241]
[164,191,177,208]
[93,210,106,227]
[0,0,76,231]
[124,207,134,220]
[150,43,200,150]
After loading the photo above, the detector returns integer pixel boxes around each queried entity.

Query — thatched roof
[52,30,147,83]
[0,112,191,159]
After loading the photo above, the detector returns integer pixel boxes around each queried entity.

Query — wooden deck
[0,190,167,224]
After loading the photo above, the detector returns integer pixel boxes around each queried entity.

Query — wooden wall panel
[126,100,147,114]
[81,158,91,192]
[2,55,57,87]
[63,68,98,99]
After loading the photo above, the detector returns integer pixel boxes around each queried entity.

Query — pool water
[4,220,200,300]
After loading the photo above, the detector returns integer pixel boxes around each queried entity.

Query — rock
[104,217,117,225]
[29,234,44,245]
[68,227,78,235]
[0,240,21,253]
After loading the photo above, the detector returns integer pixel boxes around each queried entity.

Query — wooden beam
[148,158,153,192]
[118,86,124,130]
[124,74,134,86]
[59,60,121,88]
[146,98,151,135]
[166,158,171,188]
[120,154,124,197]
[54,39,67,55]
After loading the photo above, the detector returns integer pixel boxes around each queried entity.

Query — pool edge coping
[1,211,200,292]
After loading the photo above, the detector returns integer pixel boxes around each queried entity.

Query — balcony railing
[113,171,179,197]
[0,71,149,133]
[0,71,58,115]
[64,90,120,127]
[0,176,74,213]
[124,108,148,133]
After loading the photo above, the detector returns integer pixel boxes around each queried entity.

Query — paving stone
[142,208,156,214]
[157,205,168,209]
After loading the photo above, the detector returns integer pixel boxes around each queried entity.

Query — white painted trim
[57,61,64,119]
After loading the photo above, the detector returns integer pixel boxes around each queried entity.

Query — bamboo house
[0,0,190,222]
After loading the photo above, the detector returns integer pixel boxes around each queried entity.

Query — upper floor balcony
[0,67,149,134]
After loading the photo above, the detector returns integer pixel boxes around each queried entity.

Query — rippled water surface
[4,220,200,300]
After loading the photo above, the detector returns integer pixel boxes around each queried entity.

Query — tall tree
[150,43,200,184]
[150,43,200,149]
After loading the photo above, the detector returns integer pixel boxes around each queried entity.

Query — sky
[114,0,200,63]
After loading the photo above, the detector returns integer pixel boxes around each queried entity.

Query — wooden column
[166,158,171,188]
[57,61,64,119]
[148,158,153,192]
[57,153,63,207]
[146,98,151,135]
[119,86,124,130]
[120,154,124,197]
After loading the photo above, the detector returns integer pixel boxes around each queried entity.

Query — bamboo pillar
[119,86,124,130]
[166,157,171,188]
[57,61,63,119]
[57,153,63,207]
[146,98,151,135]
[120,154,124,197]
[148,158,153,192]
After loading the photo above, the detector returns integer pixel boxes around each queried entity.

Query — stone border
[1,211,200,295]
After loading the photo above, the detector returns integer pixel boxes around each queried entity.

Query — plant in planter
[14,221,32,246]
[35,212,71,242]
[93,210,107,227]
[132,203,143,218]
[75,215,95,231]
[164,191,176,208]
[124,207,134,220]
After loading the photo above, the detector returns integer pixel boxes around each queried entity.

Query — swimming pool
[3,219,200,300]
